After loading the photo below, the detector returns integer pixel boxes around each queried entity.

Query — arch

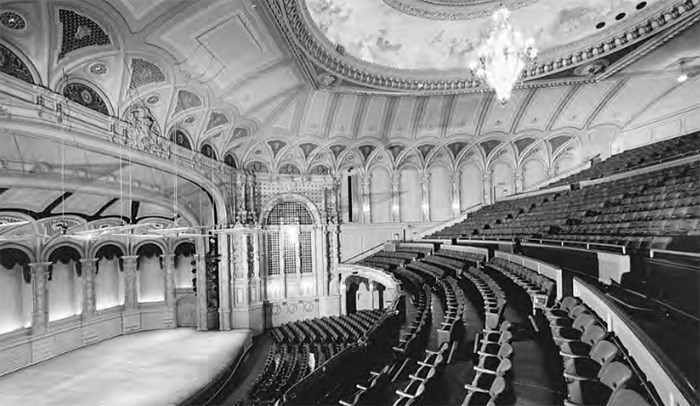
[460,161,483,210]
[399,166,421,222]
[369,166,392,223]
[522,158,547,190]
[134,241,165,259]
[265,201,314,225]
[224,153,237,168]
[246,161,269,173]
[0,247,33,333]
[428,164,451,221]
[169,128,193,150]
[259,193,322,225]
[43,241,85,263]
[174,241,196,289]
[135,242,164,303]
[0,41,39,85]
[89,240,126,259]
[47,246,83,321]
[490,160,515,201]
[278,162,302,175]
[61,81,112,116]
[93,244,125,310]
[200,143,217,160]
[0,243,35,264]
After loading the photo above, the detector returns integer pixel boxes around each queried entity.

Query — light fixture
[677,60,688,83]
[470,6,537,104]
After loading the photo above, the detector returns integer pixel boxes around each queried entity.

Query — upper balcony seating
[431,159,700,252]
[488,257,556,309]
[550,131,700,187]
[542,295,654,406]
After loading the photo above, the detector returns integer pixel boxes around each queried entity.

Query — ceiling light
[470,6,537,104]
[677,73,688,83]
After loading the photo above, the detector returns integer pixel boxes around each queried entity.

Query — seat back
[589,340,620,367]
[572,313,597,331]
[580,324,608,346]
[499,320,512,332]
[489,376,507,397]
[598,361,633,391]
[568,305,589,319]
[605,388,651,406]
[498,331,513,344]
[495,358,513,376]
[497,343,514,359]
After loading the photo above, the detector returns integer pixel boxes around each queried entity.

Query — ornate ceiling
[0,0,698,179]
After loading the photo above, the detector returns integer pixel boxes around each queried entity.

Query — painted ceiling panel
[417,96,448,138]
[299,91,332,137]
[0,188,64,212]
[137,203,174,219]
[330,94,359,139]
[480,90,528,135]
[627,76,700,128]
[358,96,388,139]
[230,66,301,115]
[51,193,112,216]
[551,80,617,130]
[516,86,571,133]
[591,77,676,128]
[388,97,418,138]
[100,198,135,218]
[446,94,481,136]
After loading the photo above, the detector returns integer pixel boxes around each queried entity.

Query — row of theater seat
[544,297,653,406]
[550,131,700,186]
[435,248,486,266]
[249,311,384,403]
[488,257,556,309]
[391,343,451,405]
[433,159,700,252]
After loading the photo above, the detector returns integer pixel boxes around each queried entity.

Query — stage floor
[0,328,251,406]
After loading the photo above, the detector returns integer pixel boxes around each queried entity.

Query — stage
[0,328,252,406]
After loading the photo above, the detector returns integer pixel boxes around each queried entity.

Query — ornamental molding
[263,0,700,95]
[381,0,540,20]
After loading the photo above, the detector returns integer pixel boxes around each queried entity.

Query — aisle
[0,329,251,406]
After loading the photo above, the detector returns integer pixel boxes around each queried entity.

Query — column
[236,173,247,223]
[250,229,262,304]
[122,256,139,310]
[216,234,232,330]
[451,172,461,217]
[391,174,400,222]
[421,172,431,222]
[482,173,492,205]
[161,254,176,309]
[80,258,97,320]
[247,176,257,223]
[361,174,371,223]
[514,171,524,193]
[195,253,208,330]
[29,262,51,335]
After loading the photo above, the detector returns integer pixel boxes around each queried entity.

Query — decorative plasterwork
[380,0,540,20]
[263,0,699,95]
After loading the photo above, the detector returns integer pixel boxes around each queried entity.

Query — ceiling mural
[305,0,660,70]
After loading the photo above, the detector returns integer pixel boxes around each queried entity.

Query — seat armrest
[395,390,415,399]
[356,384,368,391]
[473,366,497,375]
[559,350,587,359]
[464,383,490,393]
[563,371,595,381]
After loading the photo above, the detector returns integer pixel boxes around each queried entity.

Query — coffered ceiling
[0,0,698,175]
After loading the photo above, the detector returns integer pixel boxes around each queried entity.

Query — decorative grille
[266,202,313,225]
[267,233,280,275]
[300,231,312,273]
[282,231,296,274]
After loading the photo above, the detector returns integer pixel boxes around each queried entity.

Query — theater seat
[606,388,652,406]
[461,376,506,406]
[564,361,633,406]
[559,325,608,357]
[562,340,619,380]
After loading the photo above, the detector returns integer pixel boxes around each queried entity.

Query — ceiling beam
[546,85,580,131]
[584,79,629,129]
[440,95,456,139]
[323,93,342,139]
[41,192,73,216]
[475,93,494,136]
[409,97,427,139]
[510,89,537,134]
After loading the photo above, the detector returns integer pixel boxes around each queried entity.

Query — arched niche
[429,165,451,221]
[169,128,192,150]
[522,159,547,190]
[399,166,421,222]
[174,242,196,289]
[369,166,391,223]
[94,244,125,310]
[47,246,83,322]
[460,162,483,210]
[491,161,514,201]
[135,243,164,303]
[0,248,32,334]
[200,143,217,160]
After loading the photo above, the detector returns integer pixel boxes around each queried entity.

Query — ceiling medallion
[146,95,160,104]
[0,11,26,30]
[184,116,196,124]
[470,6,536,104]
[89,63,107,75]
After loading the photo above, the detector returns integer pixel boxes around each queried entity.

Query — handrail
[343,243,385,264]
[415,203,483,238]
[649,249,700,259]
[573,278,698,406]
[524,237,627,255]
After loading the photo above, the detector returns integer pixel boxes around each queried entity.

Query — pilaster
[421,172,431,222]
[29,262,51,335]
[361,174,371,223]
[79,258,97,320]
[391,174,400,222]
[161,254,177,309]
[451,173,461,217]
[122,256,139,311]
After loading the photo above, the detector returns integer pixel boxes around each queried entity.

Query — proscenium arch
[259,193,322,226]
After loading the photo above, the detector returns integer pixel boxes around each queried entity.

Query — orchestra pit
[0,0,699,405]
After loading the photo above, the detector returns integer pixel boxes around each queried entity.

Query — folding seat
[393,382,425,406]
[564,361,634,406]
[476,331,513,355]
[475,343,513,372]
[551,313,597,343]
[559,324,608,358]
[461,376,506,406]
[545,297,581,320]
[562,340,619,381]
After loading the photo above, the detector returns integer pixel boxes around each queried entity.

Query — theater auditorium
[0,0,698,405]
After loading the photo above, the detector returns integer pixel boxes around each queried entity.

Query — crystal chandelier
[470,6,537,104]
